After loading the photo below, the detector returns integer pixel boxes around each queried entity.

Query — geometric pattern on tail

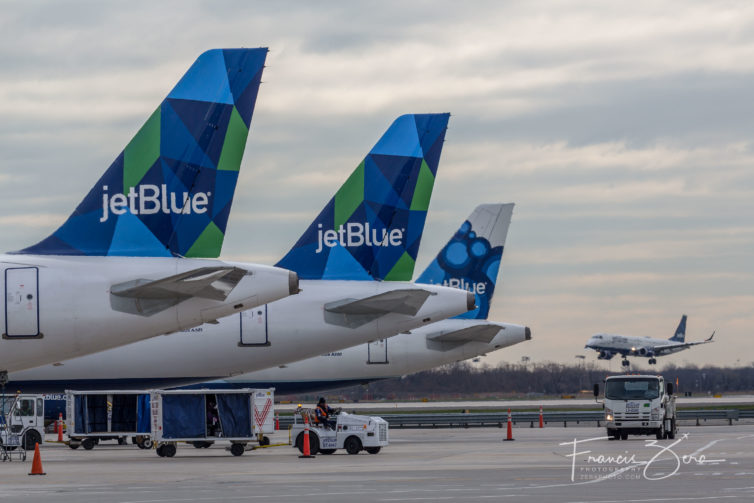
[13,48,268,258]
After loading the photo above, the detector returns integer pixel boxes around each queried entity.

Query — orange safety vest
[316,405,329,421]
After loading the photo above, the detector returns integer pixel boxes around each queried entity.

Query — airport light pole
[575,355,586,390]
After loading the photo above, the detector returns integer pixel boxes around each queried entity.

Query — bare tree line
[290,362,754,401]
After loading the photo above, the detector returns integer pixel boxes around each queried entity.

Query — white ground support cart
[1,393,45,452]
[65,390,152,450]
[150,388,275,457]
[291,408,389,455]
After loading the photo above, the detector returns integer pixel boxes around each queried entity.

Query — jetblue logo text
[443,278,486,295]
[99,185,211,223]
[315,223,404,253]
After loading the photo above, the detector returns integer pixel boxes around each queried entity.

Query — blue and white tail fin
[669,315,687,342]
[416,203,514,320]
[14,48,268,258]
[276,113,450,281]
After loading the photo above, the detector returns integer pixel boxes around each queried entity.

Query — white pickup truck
[594,374,677,440]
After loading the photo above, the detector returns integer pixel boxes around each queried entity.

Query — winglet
[14,48,268,258]
[705,330,715,342]
[276,113,450,280]
[416,203,514,320]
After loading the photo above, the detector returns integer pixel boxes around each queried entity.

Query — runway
[0,424,752,502]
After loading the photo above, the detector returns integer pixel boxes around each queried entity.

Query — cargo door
[239,305,270,346]
[367,339,388,364]
[4,267,40,338]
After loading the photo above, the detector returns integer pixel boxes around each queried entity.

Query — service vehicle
[65,390,152,450]
[150,388,275,457]
[594,374,677,440]
[291,407,388,455]
[1,393,45,451]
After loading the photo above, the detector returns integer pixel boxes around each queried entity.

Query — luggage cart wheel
[163,443,177,458]
[230,443,245,457]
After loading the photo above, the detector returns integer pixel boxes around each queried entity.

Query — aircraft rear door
[239,305,270,346]
[367,339,388,364]
[4,267,41,338]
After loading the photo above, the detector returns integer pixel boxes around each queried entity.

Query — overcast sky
[1,1,752,369]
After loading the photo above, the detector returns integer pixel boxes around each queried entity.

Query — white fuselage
[219,319,531,391]
[0,255,294,373]
[586,334,687,358]
[8,280,472,390]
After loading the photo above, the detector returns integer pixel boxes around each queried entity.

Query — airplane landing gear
[621,359,630,367]
[648,358,657,365]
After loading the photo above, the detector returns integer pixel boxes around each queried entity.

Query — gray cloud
[1,0,752,367]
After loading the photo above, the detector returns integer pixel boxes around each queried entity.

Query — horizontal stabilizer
[323,289,432,328]
[427,324,502,344]
[110,266,249,316]
[326,289,431,316]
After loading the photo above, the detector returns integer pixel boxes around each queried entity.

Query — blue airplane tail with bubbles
[14,48,267,258]
[416,203,514,320]
[276,113,450,281]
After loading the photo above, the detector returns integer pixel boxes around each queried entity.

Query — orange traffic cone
[503,408,515,441]
[539,405,544,429]
[57,413,64,442]
[28,443,46,476]
[299,415,315,459]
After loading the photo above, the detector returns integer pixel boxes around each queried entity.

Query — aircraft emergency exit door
[367,339,388,364]
[4,267,41,338]
[239,305,269,346]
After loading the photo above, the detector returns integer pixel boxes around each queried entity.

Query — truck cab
[1,393,45,450]
[595,375,677,440]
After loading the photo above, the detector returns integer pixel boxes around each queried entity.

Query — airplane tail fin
[416,203,515,320]
[15,48,268,258]
[669,314,687,342]
[276,113,450,280]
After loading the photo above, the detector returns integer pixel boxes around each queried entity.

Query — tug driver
[314,397,336,430]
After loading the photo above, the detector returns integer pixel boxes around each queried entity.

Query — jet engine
[636,347,654,357]
[598,350,614,360]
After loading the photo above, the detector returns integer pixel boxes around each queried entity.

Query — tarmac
[0,424,753,502]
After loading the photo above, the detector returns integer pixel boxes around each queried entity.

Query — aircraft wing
[110,266,249,316]
[654,332,716,355]
[323,289,432,328]
[427,324,502,344]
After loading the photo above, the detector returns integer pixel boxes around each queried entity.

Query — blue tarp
[111,394,137,432]
[161,394,205,439]
[136,394,150,433]
[85,395,108,433]
[217,394,251,438]
[74,396,86,434]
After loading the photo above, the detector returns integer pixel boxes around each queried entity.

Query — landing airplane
[585,315,715,366]
[207,203,532,394]
[8,113,475,392]
[0,49,298,379]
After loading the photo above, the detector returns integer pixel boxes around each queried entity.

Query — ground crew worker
[315,397,336,430]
